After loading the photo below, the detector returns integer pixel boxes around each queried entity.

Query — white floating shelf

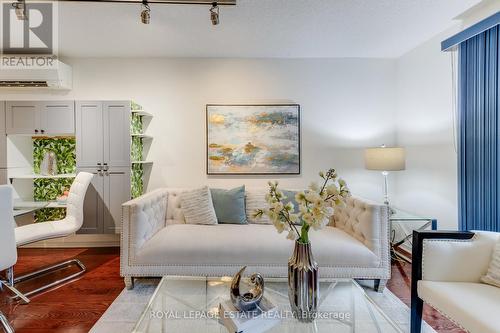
[131,161,153,165]
[131,110,153,117]
[131,134,153,139]
[9,173,77,180]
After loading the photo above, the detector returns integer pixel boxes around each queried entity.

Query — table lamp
[364,145,406,206]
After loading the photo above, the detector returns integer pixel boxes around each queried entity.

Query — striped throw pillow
[180,186,218,225]
[481,238,500,288]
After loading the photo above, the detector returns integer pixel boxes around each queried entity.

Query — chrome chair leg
[0,268,29,304]
[10,259,86,300]
[0,311,14,333]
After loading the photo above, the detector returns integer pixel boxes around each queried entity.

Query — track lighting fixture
[210,2,219,26]
[12,0,27,21]
[141,0,151,24]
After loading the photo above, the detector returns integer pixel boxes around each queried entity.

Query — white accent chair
[0,185,28,333]
[10,172,93,300]
[121,189,391,291]
[411,230,500,333]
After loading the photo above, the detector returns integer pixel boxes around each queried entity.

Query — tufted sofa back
[332,197,389,256]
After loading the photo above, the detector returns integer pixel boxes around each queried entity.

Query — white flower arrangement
[254,169,351,244]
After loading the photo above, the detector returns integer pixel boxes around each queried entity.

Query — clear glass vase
[288,240,319,322]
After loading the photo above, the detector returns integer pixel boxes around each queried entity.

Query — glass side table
[389,208,437,263]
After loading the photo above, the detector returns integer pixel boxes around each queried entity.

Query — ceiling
[56,0,481,58]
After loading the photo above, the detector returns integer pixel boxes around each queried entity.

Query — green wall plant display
[131,164,144,199]
[33,138,76,223]
[33,138,76,174]
[131,113,143,135]
[34,178,74,222]
[131,101,143,111]
[131,136,143,162]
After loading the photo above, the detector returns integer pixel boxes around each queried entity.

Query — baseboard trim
[20,234,120,248]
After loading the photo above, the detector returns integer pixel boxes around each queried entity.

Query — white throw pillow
[180,186,218,225]
[245,191,271,224]
[481,238,500,288]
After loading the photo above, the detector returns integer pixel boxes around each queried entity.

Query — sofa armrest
[121,189,168,266]
[332,197,390,258]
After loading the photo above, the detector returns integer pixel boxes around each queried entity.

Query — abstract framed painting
[206,104,301,175]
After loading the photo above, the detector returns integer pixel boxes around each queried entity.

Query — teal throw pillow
[210,186,247,224]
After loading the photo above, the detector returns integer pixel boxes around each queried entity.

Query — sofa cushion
[418,281,500,333]
[245,190,271,224]
[210,186,247,224]
[136,224,380,267]
[180,186,217,225]
[482,238,500,288]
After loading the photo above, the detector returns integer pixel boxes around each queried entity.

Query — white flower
[285,202,294,211]
[326,184,339,196]
[295,191,306,203]
[289,213,299,223]
[287,229,297,240]
[305,191,321,204]
[309,182,319,192]
[273,219,286,233]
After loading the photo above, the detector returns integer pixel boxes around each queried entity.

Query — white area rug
[90,279,436,333]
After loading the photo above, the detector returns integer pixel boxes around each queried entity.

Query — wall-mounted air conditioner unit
[0,58,72,90]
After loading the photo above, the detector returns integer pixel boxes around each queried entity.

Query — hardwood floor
[1,248,464,333]
[0,248,123,333]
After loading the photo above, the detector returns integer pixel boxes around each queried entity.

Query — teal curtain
[458,25,500,231]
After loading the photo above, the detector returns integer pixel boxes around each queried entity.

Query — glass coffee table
[133,276,403,333]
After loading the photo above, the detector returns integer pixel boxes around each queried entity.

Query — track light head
[210,2,219,25]
[12,0,27,21]
[141,0,151,24]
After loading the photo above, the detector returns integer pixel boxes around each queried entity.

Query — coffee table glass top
[133,276,403,333]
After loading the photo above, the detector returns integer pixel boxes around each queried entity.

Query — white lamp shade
[364,147,406,171]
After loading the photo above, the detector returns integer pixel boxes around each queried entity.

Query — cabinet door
[76,101,104,168]
[77,168,104,234]
[5,101,40,135]
[0,101,6,168]
[103,168,130,234]
[40,101,75,135]
[103,101,130,167]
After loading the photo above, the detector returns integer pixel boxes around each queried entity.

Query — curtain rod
[442,11,500,51]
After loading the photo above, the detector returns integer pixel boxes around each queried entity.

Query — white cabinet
[76,101,130,168]
[6,101,39,135]
[6,101,75,135]
[76,101,104,168]
[40,101,75,134]
[0,101,6,168]
[103,168,131,234]
[104,102,131,167]
[76,100,131,234]
[78,167,130,234]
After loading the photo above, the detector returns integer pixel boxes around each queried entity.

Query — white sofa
[411,231,500,333]
[120,188,391,291]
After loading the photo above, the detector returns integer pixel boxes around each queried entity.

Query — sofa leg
[374,279,387,292]
[124,276,134,290]
[411,296,424,333]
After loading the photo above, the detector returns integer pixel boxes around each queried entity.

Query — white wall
[394,28,459,230]
[0,58,397,201]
